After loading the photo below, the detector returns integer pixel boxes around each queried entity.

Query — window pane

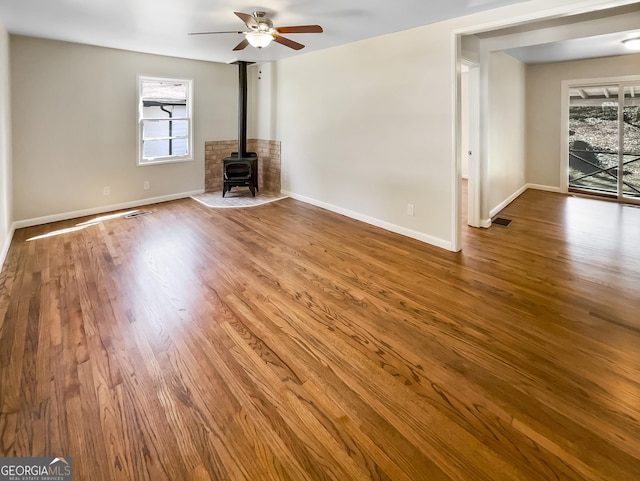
[569,86,619,196]
[143,139,189,159]
[142,105,187,120]
[142,119,189,140]
[623,84,640,199]
[141,81,187,106]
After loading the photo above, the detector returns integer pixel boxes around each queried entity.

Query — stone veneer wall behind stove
[204,139,281,193]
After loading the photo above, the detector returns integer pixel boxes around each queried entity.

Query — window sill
[137,157,194,167]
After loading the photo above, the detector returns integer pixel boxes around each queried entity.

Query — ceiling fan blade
[234,11,259,29]
[273,35,305,50]
[188,30,243,35]
[275,25,323,34]
[233,38,249,51]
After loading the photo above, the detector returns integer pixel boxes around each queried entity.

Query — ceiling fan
[189,11,323,51]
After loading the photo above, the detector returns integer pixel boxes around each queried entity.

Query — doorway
[568,80,640,203]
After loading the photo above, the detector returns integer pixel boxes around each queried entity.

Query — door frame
[464,61,481,228]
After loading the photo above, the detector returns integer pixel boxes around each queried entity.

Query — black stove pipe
[237,61,249,158]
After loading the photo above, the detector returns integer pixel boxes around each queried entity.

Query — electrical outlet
[407,203,414,216]
[143,181,150,190]
[103,186,111,196]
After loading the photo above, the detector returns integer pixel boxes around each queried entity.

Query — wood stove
[223,61,258,197]
[223,153,258,197]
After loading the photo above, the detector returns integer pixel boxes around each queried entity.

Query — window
[138,76,193,165]
[568,80,640,201]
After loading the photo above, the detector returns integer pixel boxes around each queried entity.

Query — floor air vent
[493,217,512,227]
[125,211,153,219]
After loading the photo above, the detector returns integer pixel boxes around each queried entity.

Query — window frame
[137,75,194,166]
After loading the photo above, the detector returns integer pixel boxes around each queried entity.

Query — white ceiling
[0,0,638,64]
[506,29,640,63]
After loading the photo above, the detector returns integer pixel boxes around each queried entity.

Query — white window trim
[137,75,194,166]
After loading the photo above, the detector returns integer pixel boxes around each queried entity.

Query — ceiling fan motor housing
[252,12,273,32]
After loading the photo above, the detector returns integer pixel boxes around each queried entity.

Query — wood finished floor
[1,190,639,480]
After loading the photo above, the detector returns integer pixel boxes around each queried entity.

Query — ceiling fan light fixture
[246,31,273,48]
[622,37,640,51]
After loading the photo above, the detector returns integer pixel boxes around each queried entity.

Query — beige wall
[486,51,526,215]
[10,36,238,222]
[249,62,277,141]
[0,20,12,265]
[526,53,640,188]
[274,22,458,248]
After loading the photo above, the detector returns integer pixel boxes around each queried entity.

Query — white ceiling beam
[578,89,588,99]
[603,88,610,98]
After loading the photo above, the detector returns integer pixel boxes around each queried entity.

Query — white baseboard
[480,219,492,228]
[282,190,454,252]
[489,184,528,219]
[0,224,15,273]
[13,190,204,229]
[526,183,562,193]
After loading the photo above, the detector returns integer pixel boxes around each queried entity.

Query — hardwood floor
[0,190,639,480]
